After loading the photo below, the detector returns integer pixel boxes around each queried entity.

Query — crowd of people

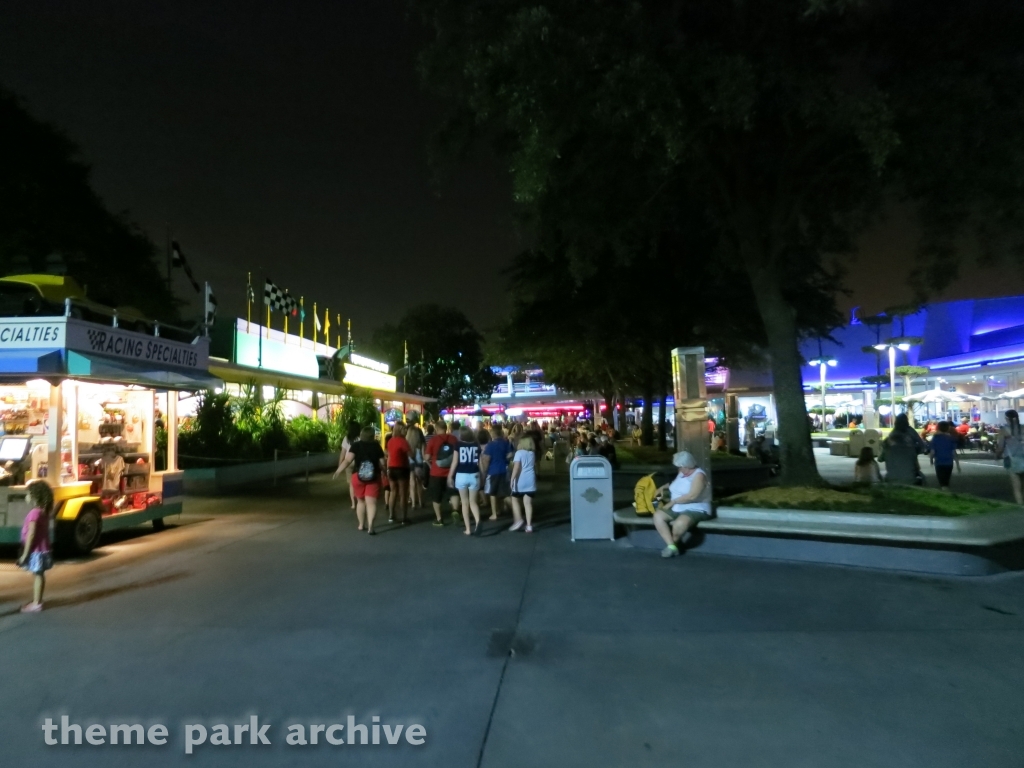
[333,419,548,536]
[853,409,1024,502]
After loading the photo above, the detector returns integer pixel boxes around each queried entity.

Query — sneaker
[661,545,680,558]
[433,519,444,527]
[388,516,395,523]
[524,525,534,533]
[20,602,43,613]
[368,529,376,536]
[508,520,525,532]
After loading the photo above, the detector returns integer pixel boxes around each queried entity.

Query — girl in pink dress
[17,480,54,613]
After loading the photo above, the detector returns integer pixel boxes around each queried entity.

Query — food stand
[0,309,217,555]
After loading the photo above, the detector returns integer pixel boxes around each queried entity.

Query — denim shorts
[454,472,480,491]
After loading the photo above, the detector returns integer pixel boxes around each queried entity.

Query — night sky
[1,1,1021,340]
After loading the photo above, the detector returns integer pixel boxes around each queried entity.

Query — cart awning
[66,351,222,391]
[0,349,64,375]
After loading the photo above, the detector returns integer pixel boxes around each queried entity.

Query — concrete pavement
[0,474,1022,767]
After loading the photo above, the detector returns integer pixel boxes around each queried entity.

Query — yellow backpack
[633,474,658,515]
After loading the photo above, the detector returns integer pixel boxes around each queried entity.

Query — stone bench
[612,505,1024,576]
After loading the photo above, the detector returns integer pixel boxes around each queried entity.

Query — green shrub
[288,415,329,454]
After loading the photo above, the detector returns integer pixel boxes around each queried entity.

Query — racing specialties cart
[0,304,216,555]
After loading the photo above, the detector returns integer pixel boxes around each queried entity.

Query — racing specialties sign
[65,320,208,370]
[0,318,208,371]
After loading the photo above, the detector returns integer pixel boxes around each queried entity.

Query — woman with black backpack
[335,426,387,535]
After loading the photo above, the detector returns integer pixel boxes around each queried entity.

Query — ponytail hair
[27,479,54,517]
[1008,409,1021,437]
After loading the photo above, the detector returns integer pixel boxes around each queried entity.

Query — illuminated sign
[67,320,206,370]
[350,353,389,373]
[0,320,65,349]
[0,318,209,370]
[343,363,396,392]
[235,329,319,378]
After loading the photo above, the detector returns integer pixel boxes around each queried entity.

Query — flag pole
[246,272,252,333]
[266,303,271,338]
[324,308,331,350]
[336,314,341,348]
[283,292,290,338]
[347,318,352,349]
[299,297,305,346]
[313,302,318,346]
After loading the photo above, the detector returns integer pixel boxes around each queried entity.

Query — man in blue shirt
[930,420,961,490]
[480,425,513,520]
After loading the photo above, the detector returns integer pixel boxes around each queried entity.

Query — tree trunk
[641,383,654,446]
[657,382,668,452]
[743,251,823,486]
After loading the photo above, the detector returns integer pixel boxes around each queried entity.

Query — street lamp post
[808,354,838,430]
[874,340,911,426]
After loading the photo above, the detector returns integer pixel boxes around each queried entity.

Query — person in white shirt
[853,446,882,484]
[653,451,712,558]
[509,436,538,532]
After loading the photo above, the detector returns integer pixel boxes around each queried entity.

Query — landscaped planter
[183,452,340,495]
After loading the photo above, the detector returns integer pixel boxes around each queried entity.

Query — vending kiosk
[0,309,217,555]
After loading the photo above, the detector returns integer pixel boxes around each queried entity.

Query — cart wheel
[152,517,166,531]
[57,506,102,556]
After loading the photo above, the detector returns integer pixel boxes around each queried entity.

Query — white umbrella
[904,388,966,404]
[993,387,1024,399]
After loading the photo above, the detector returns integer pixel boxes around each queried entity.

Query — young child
[853,446,882,484]
[17,480,55,613]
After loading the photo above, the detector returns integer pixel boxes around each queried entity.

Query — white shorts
[454,472,480,491]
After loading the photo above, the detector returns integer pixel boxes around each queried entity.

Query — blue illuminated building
[799,296,1024,394]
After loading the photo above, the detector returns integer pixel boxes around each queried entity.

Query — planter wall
[183,452,340,495]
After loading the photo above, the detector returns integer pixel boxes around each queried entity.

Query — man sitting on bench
[653,451,713,559]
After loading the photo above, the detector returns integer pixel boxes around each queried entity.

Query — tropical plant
[287,415,330,454]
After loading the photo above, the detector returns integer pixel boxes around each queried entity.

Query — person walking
[481,424,513,520]
[16,480,54,613]
[424,419,458,527]
[334,421,361,510]
[386,422,412,524]
[997,409,1024,505]
[930,421,960,491]
[448,426,483,535]
[406,421,426,509]
[509,435,538,532]
[335,426,386,534]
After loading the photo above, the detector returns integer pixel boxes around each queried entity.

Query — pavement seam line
[476,534,538,768]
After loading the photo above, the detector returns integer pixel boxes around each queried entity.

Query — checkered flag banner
[264,279,286,310]
[204,282,218,327]
[283,290,298,316]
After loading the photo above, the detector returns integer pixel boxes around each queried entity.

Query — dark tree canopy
[370,304,496,411]
[418,0,1024,484]
[0,88,178,321]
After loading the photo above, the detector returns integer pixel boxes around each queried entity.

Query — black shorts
[935,464,954,487]
[511,490,535,499]
[387,467,410,482]
[426,475,453,505]
[485,474,511,497]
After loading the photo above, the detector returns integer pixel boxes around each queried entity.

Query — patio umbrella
[904,388,965,403]
[993,387,1024,399]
